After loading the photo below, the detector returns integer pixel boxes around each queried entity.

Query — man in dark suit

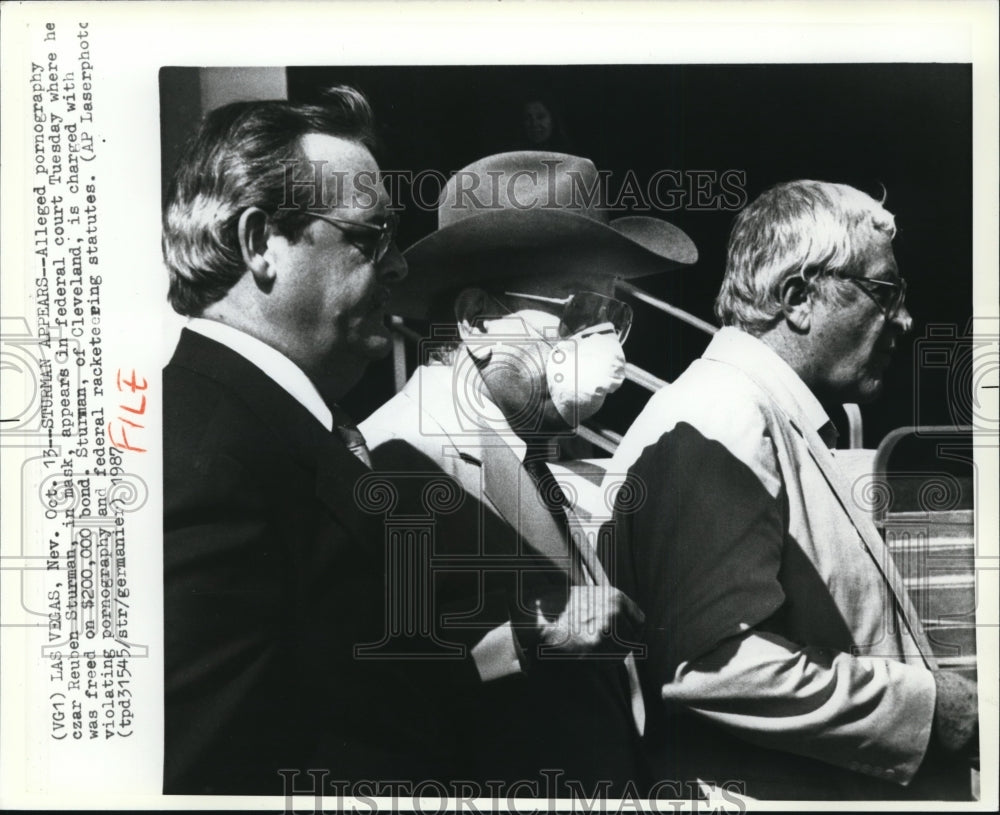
[161,89,429,794]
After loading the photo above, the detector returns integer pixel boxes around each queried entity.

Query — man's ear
[237,207,276,289]
[777,273,813,332]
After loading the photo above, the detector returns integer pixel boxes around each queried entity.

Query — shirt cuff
[471,622,523,682]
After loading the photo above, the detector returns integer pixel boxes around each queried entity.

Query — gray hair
[162,87,376,316]
[714,180,896,334]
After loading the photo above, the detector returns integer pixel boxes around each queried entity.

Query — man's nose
[378,242,408,283]
[891,302,913,335]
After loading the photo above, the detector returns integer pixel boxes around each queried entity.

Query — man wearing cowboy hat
[361,151,697,793]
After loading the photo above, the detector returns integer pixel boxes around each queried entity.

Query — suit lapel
[475,429,644,732]
[413,365,645,732]
[314,428,382,544]
[711,349,936,667]
[476,427,581,581]
[170,329,318,465]
[170,328,376,543]
[791,417,937,668]
[405,363,584,578]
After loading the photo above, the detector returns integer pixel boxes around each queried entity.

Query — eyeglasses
[835,273,908,319]
[504,291,634,344]
[302,210,398,263]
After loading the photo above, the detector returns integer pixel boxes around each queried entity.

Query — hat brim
[391,209,698,320]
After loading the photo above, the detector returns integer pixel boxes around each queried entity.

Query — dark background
[162,64,974,450]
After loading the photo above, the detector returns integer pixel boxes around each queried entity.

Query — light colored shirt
[610,326,834,495]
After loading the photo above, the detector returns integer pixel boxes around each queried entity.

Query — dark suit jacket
[362,364,647,796]
[163,329,450,795]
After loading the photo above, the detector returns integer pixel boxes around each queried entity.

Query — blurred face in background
[522,101,554,145]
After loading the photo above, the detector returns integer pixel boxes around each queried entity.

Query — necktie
[330,404,373,468]
[523,456,570,527]
[819,419,839,449]
[523,454,586,582]
[523,453,646,734]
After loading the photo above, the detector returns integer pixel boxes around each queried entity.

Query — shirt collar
[418,353,530,463]
[703,327,835,445]
[187,318,333,431]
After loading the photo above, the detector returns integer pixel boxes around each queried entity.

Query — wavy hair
[714,180,896,334]
[162,86,376,316]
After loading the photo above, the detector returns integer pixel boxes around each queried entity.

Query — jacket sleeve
[612,417,936,787]
[163,442,299,792]
[663,630,936,784]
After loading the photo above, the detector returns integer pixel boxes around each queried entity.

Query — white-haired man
[603,180,977,799]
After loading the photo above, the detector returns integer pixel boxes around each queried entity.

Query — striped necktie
[330,404,373,468]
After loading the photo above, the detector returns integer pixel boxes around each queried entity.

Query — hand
[532,585,644,657]
[932,670,978,755]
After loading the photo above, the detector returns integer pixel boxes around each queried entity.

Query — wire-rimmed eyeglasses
[504,291,634,344]
[835,273,908,319]
[301,210,398,263]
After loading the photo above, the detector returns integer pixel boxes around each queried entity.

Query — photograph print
[158,62,981,803]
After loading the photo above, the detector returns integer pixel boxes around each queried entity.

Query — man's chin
[359,329,394,360]
[851,376,885,404]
